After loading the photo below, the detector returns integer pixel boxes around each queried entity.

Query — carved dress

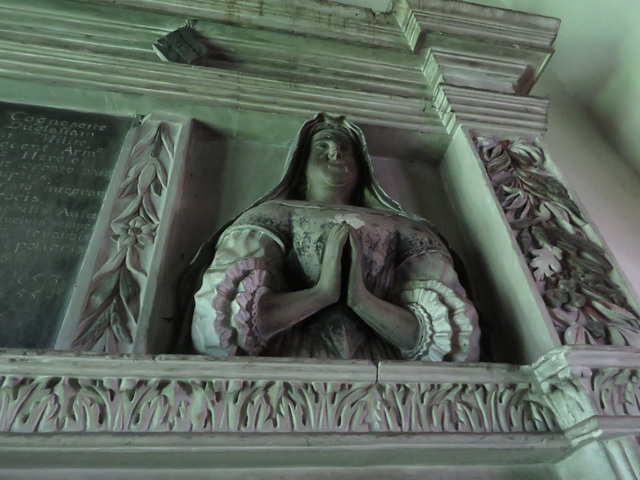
[192,200,479,361]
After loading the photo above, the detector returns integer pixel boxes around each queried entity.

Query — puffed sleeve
[191,225,286,356]
[394,250,480,362]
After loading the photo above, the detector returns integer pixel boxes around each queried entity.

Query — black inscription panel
[0,103,132,348]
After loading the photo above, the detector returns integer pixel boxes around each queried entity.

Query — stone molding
[0,0,436,132]
[0,39,438,133]
[0,432,571,475]
[0,351,556,435]
[397,0,557,97]
[395,0,559,51]
[424,48,536,96]
[434,85,549,136]
[534,347,640,440]
[2,348,640,441]
[0,0,560,134]
[82,0,409,49]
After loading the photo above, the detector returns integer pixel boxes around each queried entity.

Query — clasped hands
[257,222,419,351]
[315,222,371,311]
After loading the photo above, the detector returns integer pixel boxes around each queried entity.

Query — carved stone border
[535,346,640,437]
[5,348,640,439]
[0,351,557,434]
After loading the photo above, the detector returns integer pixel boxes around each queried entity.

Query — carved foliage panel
[70,119,180,353]
[0,374,558,434]
[474,137,640,347]
[377,382,557,433]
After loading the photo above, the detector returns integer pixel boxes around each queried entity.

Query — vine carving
[72,123,174,352]
[475,137,640,347]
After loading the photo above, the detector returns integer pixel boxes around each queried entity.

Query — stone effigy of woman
[187,113,480,361]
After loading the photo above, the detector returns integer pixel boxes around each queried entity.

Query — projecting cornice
[434,84,549,137]
[395,0,559,97]
[0,0,559,135]
[395,0,560,51]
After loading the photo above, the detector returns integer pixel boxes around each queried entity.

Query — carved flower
[112,216,157,250]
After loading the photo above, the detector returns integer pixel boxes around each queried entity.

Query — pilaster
[55,115,192,353]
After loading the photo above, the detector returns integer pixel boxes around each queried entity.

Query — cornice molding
[424,48,535,96]
[0,39,440,132]
[434,85,549,137]
[63,0,409,49]
[396,0,560,51]
[0,1,444,132]
[398,0,558,98]
[0,0,560,134]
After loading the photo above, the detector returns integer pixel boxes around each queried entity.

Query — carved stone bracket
[474,137,640,348]
[55,116,192,354]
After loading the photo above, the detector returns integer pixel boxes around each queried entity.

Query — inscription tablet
[0,103,132,348]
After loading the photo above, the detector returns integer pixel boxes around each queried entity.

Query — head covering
[246,112,406,212]
[174,113,438,352]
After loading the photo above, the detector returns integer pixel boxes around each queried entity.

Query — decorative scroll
[71,123,175,352]
[0,374,557,434]
[475,137,640,347]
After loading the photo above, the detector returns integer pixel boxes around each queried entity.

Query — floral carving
[475,137,640,347]
[72,123,174,352]
[0,374,557,434]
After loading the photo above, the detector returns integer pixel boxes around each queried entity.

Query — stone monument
[189,113,480,361]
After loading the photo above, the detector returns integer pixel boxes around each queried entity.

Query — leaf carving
[475,136,640,346]
[72,122,174,352]
[530,247,562,281]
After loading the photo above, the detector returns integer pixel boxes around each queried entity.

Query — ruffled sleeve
[191,226,286,356]
[394,251,480,362]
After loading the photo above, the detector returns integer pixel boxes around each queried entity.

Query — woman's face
[305,129,359,203]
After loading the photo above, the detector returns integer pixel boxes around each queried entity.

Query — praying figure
[188,113,479,361]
